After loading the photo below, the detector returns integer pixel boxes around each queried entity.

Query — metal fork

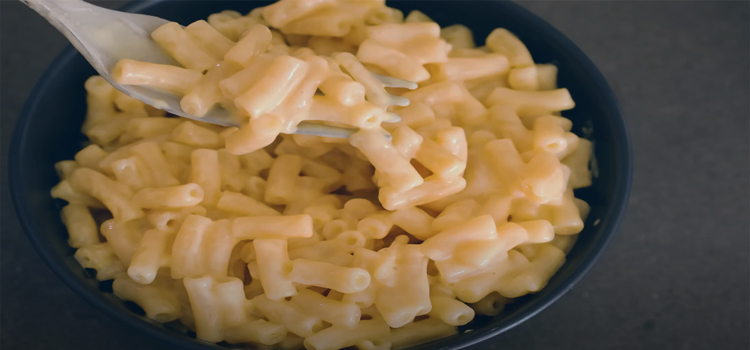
[21,0,416,138]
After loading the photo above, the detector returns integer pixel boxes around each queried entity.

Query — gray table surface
[1,1,748,349]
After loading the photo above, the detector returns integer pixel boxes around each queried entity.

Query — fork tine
[293,122,393,140]
[295,121,357,139]
[388,96,411,107]
[372,73,418,90]
[384,113,402,123]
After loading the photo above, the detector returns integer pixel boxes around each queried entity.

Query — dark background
[1,1,748,349]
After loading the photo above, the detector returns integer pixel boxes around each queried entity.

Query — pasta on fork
[113,17,413,155]
[52,0,594,349]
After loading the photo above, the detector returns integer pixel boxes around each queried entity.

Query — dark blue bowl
[9,1,632,349]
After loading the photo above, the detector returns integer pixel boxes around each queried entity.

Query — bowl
[9,1,632,349]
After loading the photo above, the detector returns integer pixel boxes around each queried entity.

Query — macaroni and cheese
[52,1,593,349]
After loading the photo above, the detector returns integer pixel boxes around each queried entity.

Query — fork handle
[21,0,121,82]
[21,0,92,22]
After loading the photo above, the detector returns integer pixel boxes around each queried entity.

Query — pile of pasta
[52,1,593,349]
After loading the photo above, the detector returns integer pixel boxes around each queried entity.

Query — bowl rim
[9,1,632,349]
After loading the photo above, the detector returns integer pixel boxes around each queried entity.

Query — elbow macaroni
[54,1,594,348]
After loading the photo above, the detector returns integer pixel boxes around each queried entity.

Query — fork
[21,0,417,138]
